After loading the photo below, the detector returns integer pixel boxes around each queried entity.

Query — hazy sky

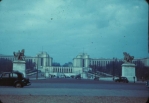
[0,0,148,64]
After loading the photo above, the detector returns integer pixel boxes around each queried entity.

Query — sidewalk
[29,77,47,80]
[29,77,147,84]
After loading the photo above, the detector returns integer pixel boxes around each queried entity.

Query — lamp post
[45,68,46,78]
[36,55,39,80]
[113,57,115,81]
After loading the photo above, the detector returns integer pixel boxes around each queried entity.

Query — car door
[0,73,10,85]
[10,73,18,85]
[0,74,4,85]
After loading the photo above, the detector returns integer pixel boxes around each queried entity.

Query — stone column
[122,63,136,82]
[13,60,26,77]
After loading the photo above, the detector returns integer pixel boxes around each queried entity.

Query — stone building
[73,53,91,68]
[35,52,53,69]
[0,52,149,79]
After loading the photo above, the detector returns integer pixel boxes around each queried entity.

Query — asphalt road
[0,78,148,97]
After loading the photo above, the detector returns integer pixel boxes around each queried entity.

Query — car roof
[121,77,126,78]
[2,71,22,74]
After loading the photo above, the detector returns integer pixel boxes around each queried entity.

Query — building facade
[73,53,91,68]
[0,52,149,78]
[35,52,53,68]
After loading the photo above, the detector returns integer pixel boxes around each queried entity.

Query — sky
[0,0,148,64]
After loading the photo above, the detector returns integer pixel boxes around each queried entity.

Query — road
[0,78,148,97]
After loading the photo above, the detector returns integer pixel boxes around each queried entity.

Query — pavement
[0,78,148,97]
[29,77,46,80]
[0,88,148,97]
[29,77,147,84]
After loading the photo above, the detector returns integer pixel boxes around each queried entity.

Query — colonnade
[52,67,73,73]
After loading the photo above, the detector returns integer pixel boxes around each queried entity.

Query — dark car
[146,80,149,88]
[94,77,99,81]
[75,74,81,79]
[115,77,129,83]
[0,71,31,88]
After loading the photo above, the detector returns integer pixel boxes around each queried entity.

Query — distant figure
[13,49,25,60]
[123,52,134,63]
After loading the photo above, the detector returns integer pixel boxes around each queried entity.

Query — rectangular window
[53,68,54,73]
[12,73,18,78]
[41,58,43,66]
[2,73,9,78]
[82,59,85,67]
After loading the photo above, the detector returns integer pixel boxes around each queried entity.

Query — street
[0,78,148,97]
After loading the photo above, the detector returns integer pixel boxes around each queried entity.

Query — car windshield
[18,73,24,78]
[22,74,24,78]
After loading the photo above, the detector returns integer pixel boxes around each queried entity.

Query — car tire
[15,83,22,88]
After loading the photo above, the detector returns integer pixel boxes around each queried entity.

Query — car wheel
[15,83,22,88]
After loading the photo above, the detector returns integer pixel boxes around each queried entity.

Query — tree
[89,65,102,73]
[0,58,13,73]
[135,60,149,80]
[89,60,123,77]
[62,62,73,67]
[52,62,61,67]
[26,60,36,70]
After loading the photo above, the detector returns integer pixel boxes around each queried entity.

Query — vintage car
[146,80,149,88]
[75,74,81,79]
[115,77,129,83]
[0,71,31,88]
[94,77,99,81]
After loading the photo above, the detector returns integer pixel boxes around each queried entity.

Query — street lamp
[113,57,115,81]
[36,55,39,80]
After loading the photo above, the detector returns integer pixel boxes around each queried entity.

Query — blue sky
[0,0,148,64]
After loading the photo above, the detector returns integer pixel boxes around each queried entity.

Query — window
[10,73,18,78]
[93,61,94,65]
[41,58,43,66]
[82,59,85,67]
[2,73,9,78]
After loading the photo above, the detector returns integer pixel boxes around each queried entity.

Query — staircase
[85,71,113,80]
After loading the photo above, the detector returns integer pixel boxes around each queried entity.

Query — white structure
[44,66,83,78]
[122,63,136,82]
[90,58,114,69]
[31,52,84,78]
[1,53,149,80]
[37,53,87,78]
[73,53,90,68]
[13,60,26,77]
[140,58,149,67]
[72,53,92,78]
[36,52,53,68]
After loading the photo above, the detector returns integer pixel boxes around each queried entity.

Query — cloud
[0,0,148,64]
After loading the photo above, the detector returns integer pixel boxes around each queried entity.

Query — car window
[21,73,24,78]
[2,73,9,78]
[10,73,18,78]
